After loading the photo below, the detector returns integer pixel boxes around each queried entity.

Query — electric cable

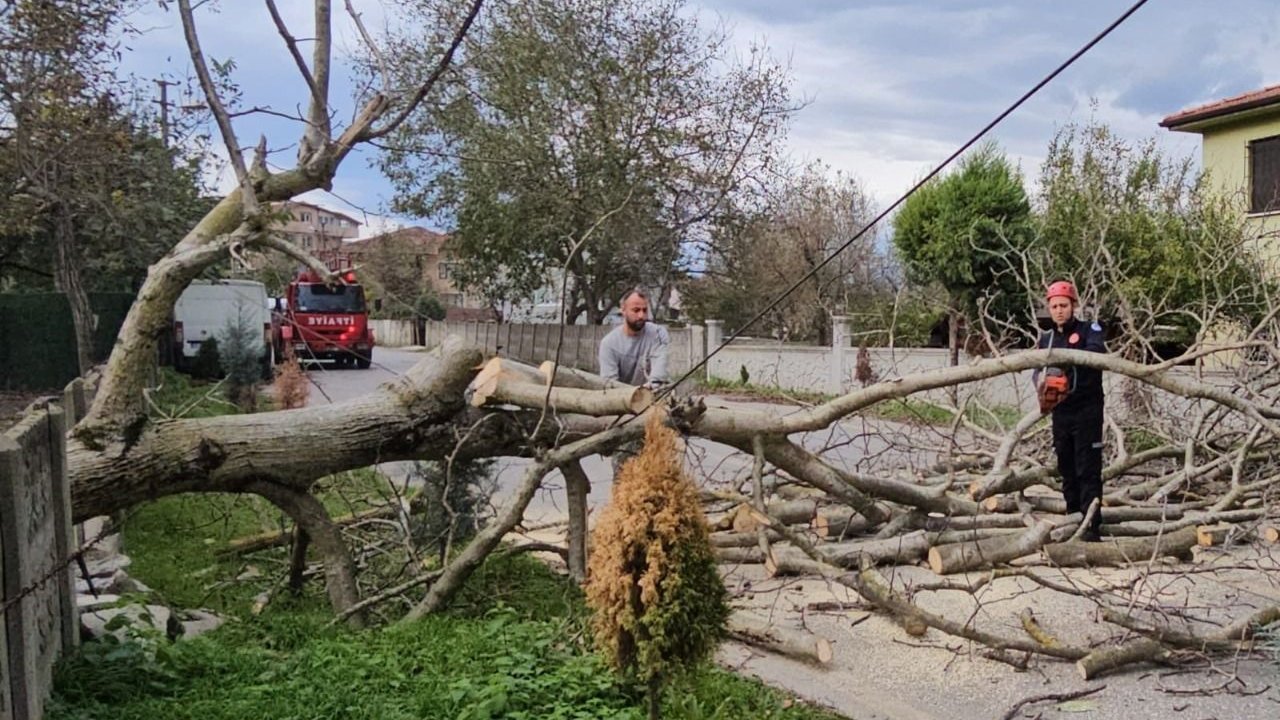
[637,0,1155,415]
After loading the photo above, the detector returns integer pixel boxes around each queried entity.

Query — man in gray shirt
[598,287,670,388]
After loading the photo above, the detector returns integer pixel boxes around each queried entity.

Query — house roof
[346,226,450,254]
[1160,84,1280,131]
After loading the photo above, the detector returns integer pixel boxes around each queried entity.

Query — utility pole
[153,78,178,148]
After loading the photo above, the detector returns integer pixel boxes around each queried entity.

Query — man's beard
[626,317,646,332]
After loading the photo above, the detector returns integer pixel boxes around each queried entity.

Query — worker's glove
[644,379,669,393]
[1037,368,1069,414]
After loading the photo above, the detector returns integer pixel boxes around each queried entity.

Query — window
[439,262,456,280]
[444,293,464,307]
[320,216,330,226]
[1250,135,1280,214]
[300,212,312,222]
[303,237,313,250]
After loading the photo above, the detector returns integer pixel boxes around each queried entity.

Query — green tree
[682,164,886,343]
[0,0,210,373]
[1032,120,1270,352]
[892,142,1032,362]
[380,0,793,323]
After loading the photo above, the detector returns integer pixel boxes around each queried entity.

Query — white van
[172,279,273,369]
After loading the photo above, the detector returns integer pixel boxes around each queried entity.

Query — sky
[115,0,1280,237]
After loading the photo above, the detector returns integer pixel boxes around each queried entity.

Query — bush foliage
[586,412,730,718]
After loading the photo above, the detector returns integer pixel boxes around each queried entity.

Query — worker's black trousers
[1052,402,1104,534]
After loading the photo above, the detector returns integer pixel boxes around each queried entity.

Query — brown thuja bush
[272,347,309,410]
[585,411,729,719]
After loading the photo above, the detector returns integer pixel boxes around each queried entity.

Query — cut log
[982,493,1063,514]
[761,529,1017,576]
[710,529,794,548]
[1263,526,1280,543]
[471,377,652,415]
[473,356,547,389]
[727,613,834,665]
[1043,526,1198,567]
[1196,523,1238,547]
[537,361,624,391]
[810,506,873,539]
[927,522,1053,575]
[732,499,821,532]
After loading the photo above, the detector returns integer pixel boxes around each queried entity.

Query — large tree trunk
[52,205,96,376]
[68,338,483,521]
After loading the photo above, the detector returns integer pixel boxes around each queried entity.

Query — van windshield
[296,284,366,313]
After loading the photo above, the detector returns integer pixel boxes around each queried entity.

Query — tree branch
[178,0,256,212]
[361,0,485,141]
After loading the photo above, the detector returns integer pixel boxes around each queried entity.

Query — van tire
[356,351,372,370]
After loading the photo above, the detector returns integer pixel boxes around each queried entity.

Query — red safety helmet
[1045,280,1078,303]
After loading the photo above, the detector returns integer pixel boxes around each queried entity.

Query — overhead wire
[635,0,1155,417]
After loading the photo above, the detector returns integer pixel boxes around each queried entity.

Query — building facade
[1161,85,1280,252]
[271,201,362,268]
[345,227,490,317]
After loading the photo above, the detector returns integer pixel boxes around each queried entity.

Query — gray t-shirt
[598,323,670,386]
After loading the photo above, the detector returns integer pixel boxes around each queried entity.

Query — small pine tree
[585,412,729,720]
[409,459,495,563]
[191,337,222,381]
[218,310,263,410]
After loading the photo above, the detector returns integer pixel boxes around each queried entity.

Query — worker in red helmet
[1035,280,1107,541]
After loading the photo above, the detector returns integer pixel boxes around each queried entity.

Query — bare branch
[361,0,484,141]
[177,0,256,211]
[264,0,323,123]
[345,0,390,88]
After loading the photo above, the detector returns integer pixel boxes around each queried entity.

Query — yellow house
[1161,84,1280,249]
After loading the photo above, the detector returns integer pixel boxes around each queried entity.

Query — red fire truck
[274,269,375,368]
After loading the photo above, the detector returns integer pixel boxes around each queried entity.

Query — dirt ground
[718,545,1280,720]
[502,396,1280,720]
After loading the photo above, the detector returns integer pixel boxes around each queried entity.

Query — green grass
[699,377,837,406]
[50,372,848,720]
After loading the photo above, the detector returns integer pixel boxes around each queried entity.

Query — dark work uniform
[1037,317,1106,537]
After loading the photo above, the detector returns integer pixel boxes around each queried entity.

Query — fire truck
[274,269,375,368]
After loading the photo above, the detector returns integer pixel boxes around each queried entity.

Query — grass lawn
[48,370,848,720]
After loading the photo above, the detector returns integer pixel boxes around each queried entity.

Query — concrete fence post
[689,324,705,379]
[830,315,853,394]
[705,320,723,381]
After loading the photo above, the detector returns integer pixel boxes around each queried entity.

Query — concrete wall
[390,320,705,379]
[1,395,77,720]
[706,325,1240,417]
[369,319,416,349]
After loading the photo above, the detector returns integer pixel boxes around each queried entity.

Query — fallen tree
[52,0,1280,679]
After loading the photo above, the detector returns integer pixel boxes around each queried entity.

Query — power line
[644,0,1154,412]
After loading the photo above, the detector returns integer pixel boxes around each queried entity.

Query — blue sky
[117,0,1280,236]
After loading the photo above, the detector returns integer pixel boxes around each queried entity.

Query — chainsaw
[1038,367,1070,414]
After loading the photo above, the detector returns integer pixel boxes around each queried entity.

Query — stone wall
[1,389,77,720]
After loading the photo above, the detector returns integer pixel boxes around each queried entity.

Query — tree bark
[1043,526,1198,567]
[248,480,364,627]
[562,459,590,582]
[52,204,96,376]
[68,338,483,521]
